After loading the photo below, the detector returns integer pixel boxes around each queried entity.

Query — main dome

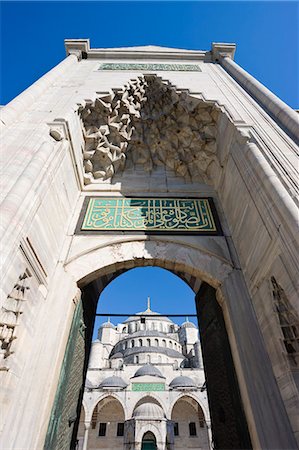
[124,308,173,324]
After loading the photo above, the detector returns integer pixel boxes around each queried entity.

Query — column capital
[211,42,236,62]
[65,39,90,60]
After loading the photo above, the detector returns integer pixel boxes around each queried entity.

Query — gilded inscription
[81,198,218,233]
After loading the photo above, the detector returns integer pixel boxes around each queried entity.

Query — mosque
[76,299,211,450]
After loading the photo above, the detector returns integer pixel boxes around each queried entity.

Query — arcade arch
[82,396,125,450]
[171,396,210,449]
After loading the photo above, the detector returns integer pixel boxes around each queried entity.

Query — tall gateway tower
[0,40,298,450]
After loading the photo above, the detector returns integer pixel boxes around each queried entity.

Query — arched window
[135,355,139,364]
[147,338,151,347]
[169,341,173,349]
[155,338,159,346]
[131,340,135,348]
[162,339,166,347]
[147,354,151,363]
[124,342,127,350]
[123,326,127,333]
[173,360,178,369]
[139,339,143,347]
[135,322,138,332]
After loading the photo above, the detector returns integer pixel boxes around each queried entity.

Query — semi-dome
[98,376,128,390]
[133,364,165,379]
[133,402,165,419]
[169,375,197,390]
[180,320,197,329]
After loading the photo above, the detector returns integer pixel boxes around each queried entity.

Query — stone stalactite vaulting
[79,76,220,184]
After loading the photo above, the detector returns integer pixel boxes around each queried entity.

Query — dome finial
[147,296,151,311]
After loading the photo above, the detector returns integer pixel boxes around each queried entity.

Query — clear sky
[1,1,298,108]
[93,267,196,339]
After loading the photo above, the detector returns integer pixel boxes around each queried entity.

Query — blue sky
[93,267,196,338]
[1,1,298,107]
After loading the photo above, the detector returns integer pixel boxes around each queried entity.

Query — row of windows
[116,338,181,352]
[123,322,177,334]
[134,355,179,365]
[174,421,205,437]
[98,421,204,438]
[98,422,124,437]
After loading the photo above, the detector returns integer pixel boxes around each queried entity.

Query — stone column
[217,53,299,144]
[135,441,142,450]
[82,421,91,450]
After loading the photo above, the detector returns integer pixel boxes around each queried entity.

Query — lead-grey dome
[133,364,165,379]
[133,402,165,419]
[124,309,173,324]
[169,375,197,390]
[98,376,128,390]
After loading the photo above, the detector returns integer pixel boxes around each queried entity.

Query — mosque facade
[77,301,210,450]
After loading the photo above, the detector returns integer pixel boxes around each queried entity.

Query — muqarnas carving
[79,75,220,184]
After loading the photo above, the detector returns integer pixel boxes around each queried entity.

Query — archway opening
[45,259,251,450]
[142,431,157,450]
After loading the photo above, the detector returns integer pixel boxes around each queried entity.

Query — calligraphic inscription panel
[132,382,165,392]
[81,198,220,234]
[98,63,201,72]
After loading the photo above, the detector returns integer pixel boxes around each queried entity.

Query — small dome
[180,321,197,329]
[110,352,123,359]
[98,376,127,390]
[100,321,114,329]
[133,364,165,379]
[133,403,164,419]
[169,375,197,390]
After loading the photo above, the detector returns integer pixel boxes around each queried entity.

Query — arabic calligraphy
[98,63,201,72]
[132,382,165,392]
[81,198,218,233]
